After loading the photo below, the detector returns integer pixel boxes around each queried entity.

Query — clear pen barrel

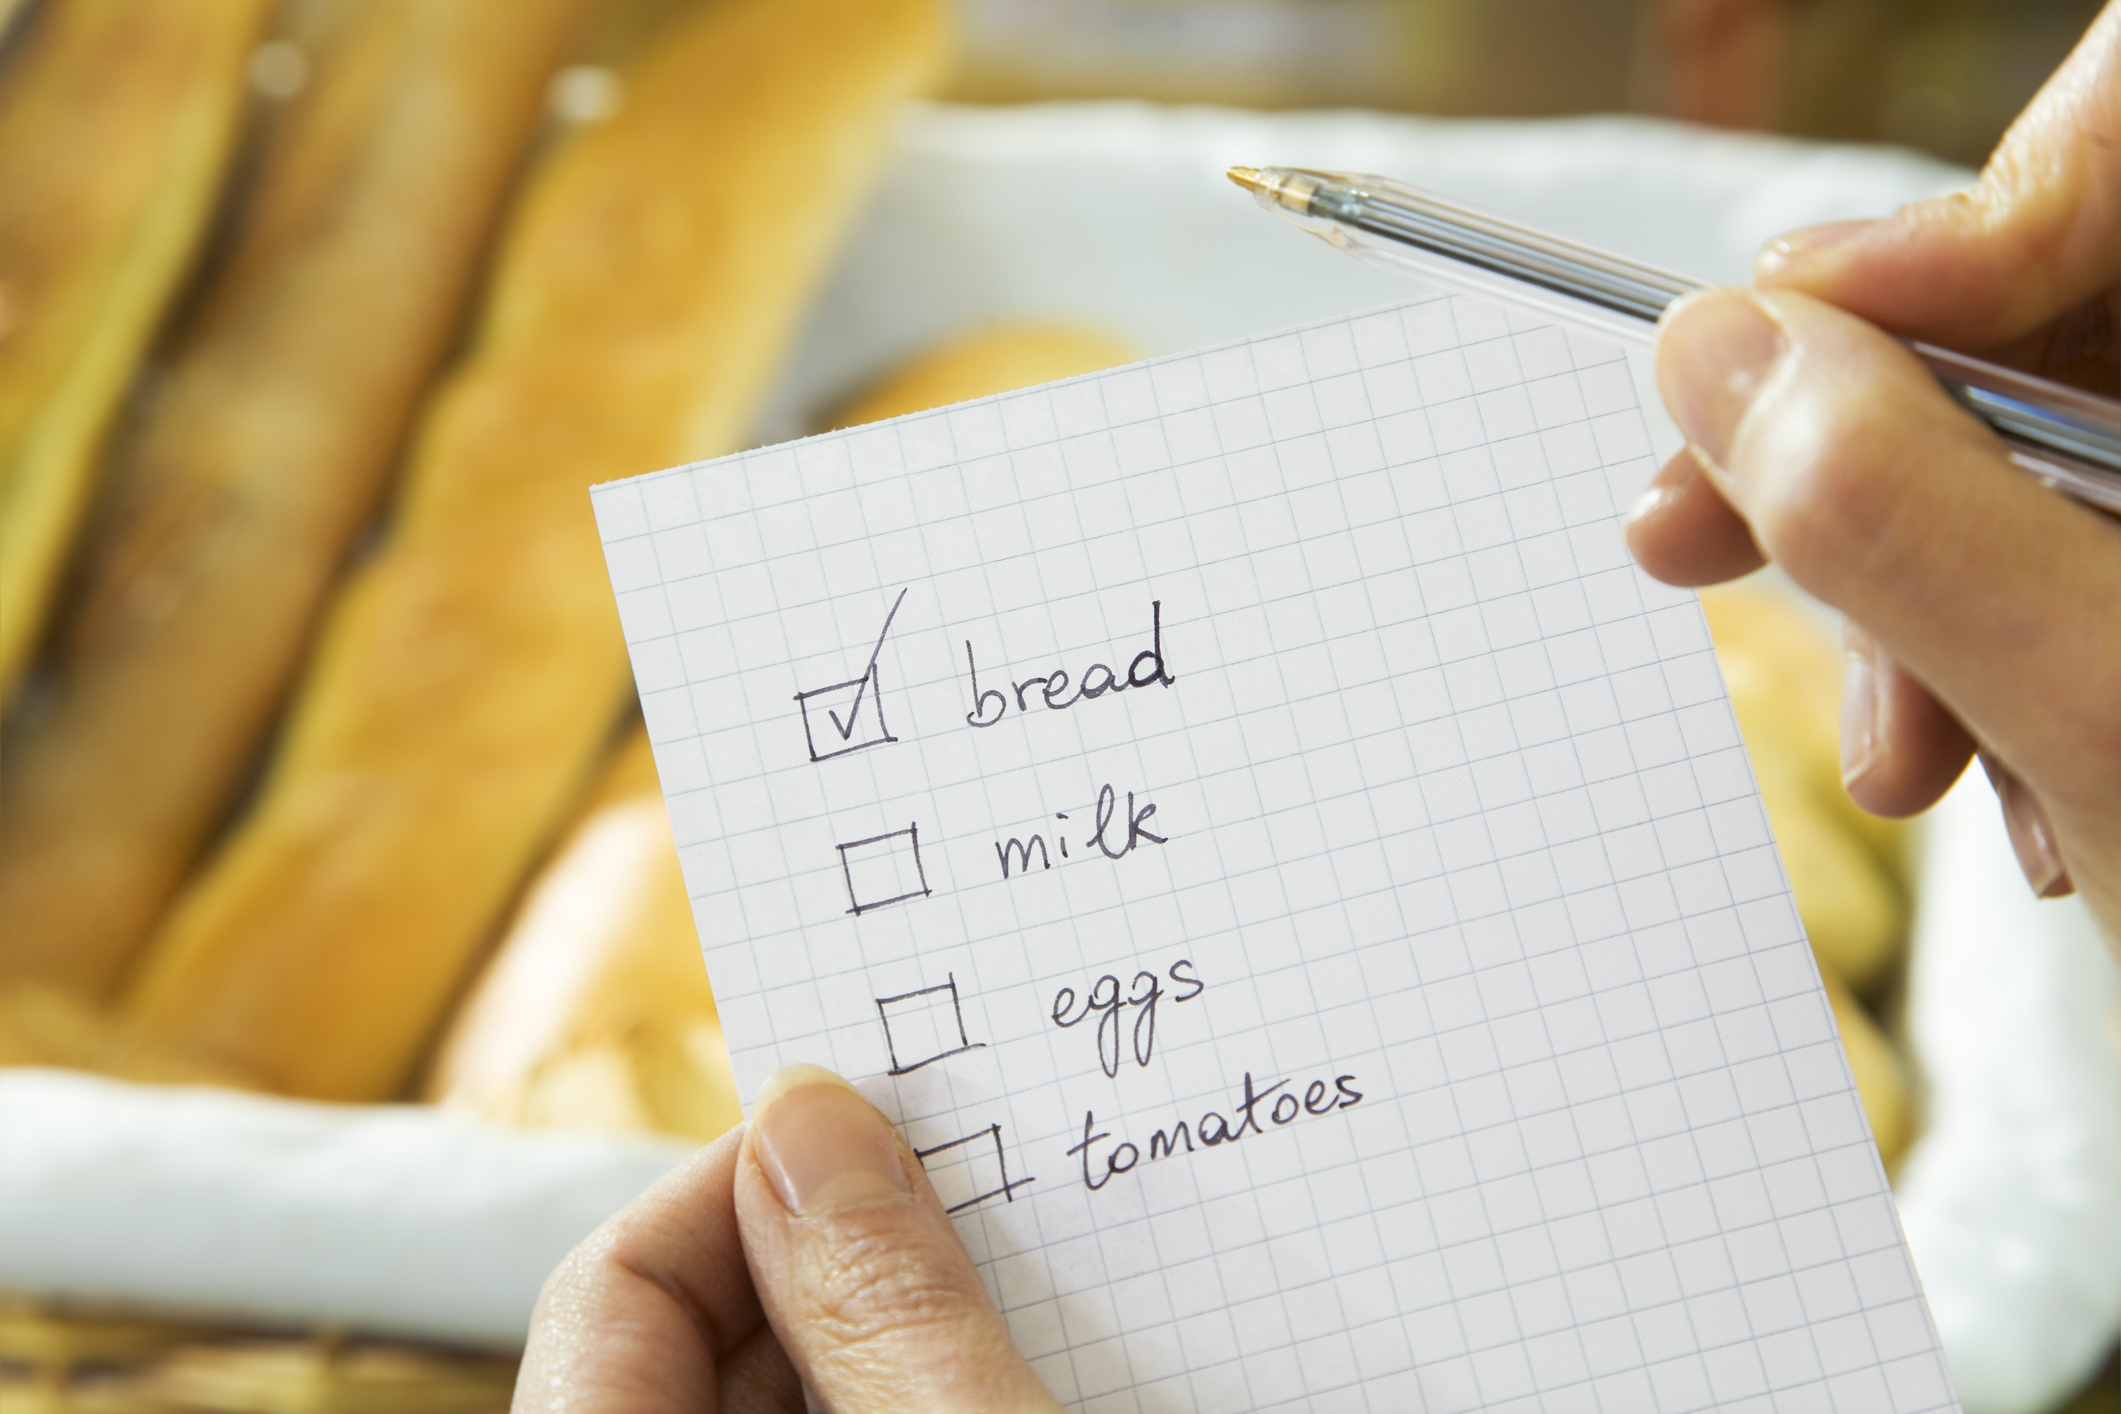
[1243,166,2121,514]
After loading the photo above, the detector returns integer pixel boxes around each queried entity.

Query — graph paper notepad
[592,294,1959,1414]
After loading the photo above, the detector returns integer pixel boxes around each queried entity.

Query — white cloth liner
[0,1068,693,1348]
[1896,773,2121,1414]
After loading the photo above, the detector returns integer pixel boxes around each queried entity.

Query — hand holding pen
[1637,3,2121,952]
[1240,3,2121,943]
[1639,2,2121,951]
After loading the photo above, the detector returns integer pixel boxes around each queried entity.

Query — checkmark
[829,587,907,738]
[794,588,909,762]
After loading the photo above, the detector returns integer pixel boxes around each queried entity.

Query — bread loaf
[1818,959,1914,1171]
[0,983,255,1091]
[423,728,740,1139]
[424,321,1129,1137]
[1701,587,1910,994]
[123,0,951,1101]
[0,0,587,998]
[0,0,269,698]
[1701,587,1915,1168]
[824,324,1136,430]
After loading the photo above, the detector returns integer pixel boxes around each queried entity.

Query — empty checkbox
[876,974,984,1075]
[915,1123,1034,1214]
[837,823,932,915]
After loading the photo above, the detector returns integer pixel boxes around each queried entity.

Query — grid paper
[592,293,1960,1414]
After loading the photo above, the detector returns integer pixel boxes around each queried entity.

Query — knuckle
[1742,402,1915,597]
[528,1239,602,1331]
[799,1222,981,1349]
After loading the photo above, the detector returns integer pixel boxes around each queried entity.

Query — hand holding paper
[518,1067,1060,1414]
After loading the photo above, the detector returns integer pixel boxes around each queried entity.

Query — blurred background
[557,0,2114,163]
[950,0,2103,166]
[2,0,2116,1411]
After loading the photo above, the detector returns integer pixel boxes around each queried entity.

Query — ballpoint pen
[1229,166,2121,516]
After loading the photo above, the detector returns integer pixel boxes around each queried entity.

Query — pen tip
[1226,165,1262,193]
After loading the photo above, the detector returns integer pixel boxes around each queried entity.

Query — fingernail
[752,1064,912,1216]
[1839,622,1878,788]
[1980,754,2075,899]
[1756,219,1877,279]
[1626,482,1674,526]
[1657,289,1788,472]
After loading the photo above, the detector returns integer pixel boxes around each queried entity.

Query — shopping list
[591,293,1960,1413]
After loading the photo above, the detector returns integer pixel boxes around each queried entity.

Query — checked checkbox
[794,588,906,762]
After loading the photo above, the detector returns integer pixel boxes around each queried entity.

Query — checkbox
[796,665,896,761]
[794,588,907,763]
[876,974,983,1075]
[915,1124,1034,1214]
[837,824,931,915]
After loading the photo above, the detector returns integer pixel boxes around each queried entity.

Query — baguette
[0,0,588,999]
[423,728,740,1139]
[123,0,951,1101]
[1702,589,1914,1167]
[0,0,269,699]
[0,982,255,1090]
[824,323,1136,430]
[1701,587,1906,873]
[1701,587,1909,993]
[1749,747,1905,992]
[1818,958,1914,1171]
[425,322,1129,1136]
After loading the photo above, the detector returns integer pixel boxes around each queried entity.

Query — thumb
[1656,284,2121,920]
[733,1065,1060,1414]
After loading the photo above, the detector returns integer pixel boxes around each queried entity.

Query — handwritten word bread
[0,0,269,698]
[121,0,952,1102]
[1702,587,1909,995]
[426,321,1134,1138]
[0,0,588,1000]
[423,728,741,1138]
[824,324,1137,431]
